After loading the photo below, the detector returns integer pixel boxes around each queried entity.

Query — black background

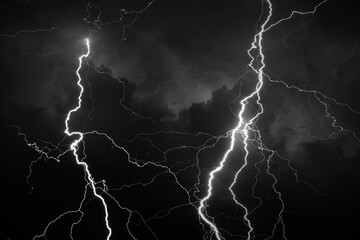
[1,0,360,239]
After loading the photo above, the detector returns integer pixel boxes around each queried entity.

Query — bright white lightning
[8,0,357,238]
[197,0,339,239]
[197,1,273,239]
[64,38,112,240]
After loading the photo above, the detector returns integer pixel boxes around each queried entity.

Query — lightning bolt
[5,0,359,239]
[3,2,163,239]
[198,1,273,238]
[26,38,113,240]
[197,0,340,239]
[62,38,112,240]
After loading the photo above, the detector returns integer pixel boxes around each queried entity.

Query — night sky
[1,0,360,239]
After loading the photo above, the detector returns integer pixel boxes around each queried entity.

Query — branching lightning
[63,38,112,240]
[4,0,360,239]
[197,1,273,238]
[196,0,351,239]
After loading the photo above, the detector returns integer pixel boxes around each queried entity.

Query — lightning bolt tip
[85,38,90,44]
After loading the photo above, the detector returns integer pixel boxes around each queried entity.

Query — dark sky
[1,0,360,239]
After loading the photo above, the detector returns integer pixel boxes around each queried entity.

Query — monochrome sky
[1,0,360,239]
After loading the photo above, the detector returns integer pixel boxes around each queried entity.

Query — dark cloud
[1,0,360,239]
[173,84,240,135]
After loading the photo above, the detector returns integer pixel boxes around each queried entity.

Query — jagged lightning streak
[64,38,112,240]
[6,0,357,238]
[198,1,273,239]
[197,0,339,238]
